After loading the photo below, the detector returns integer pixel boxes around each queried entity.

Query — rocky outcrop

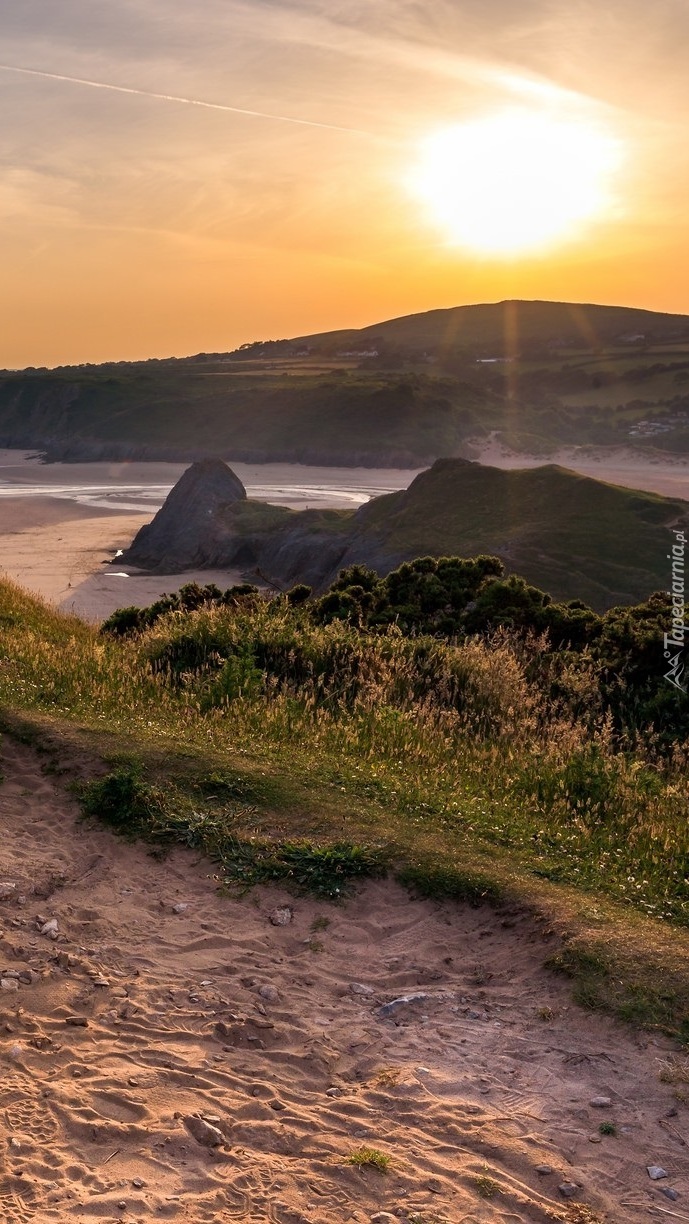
[123,459,248,570]
[120,457,689,608]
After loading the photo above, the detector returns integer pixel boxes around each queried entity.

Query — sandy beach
[0,447,687,624]
[1,733,687,1223]
[0,453,421,622]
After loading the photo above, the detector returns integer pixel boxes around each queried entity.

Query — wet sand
[0,498,255,623]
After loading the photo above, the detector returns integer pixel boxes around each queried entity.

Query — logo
[664,528,687,693]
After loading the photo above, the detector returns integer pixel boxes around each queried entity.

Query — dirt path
[0,737,686,1222]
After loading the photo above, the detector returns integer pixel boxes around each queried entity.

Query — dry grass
[658,1055,689,1085]
[3,576,689,1035]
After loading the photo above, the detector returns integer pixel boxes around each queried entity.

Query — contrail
[0,63,374,137]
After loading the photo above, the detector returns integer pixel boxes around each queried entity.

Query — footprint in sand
[0,1178,36,1224]
[3,1075,59,1146]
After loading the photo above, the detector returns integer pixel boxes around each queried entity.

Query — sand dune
[1,736,687,1222]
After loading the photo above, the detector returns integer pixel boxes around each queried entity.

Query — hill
[286,298,689,358]
[344,459,689,607]
[3,300,689,465]
[122,458,689,609]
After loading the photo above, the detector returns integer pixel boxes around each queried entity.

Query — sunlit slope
[292,299,689,355]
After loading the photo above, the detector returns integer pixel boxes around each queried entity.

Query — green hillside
[291,299,689,357]
[348,460,689,606]
[3,299,689,463]
[120,457,689,610]
[0,369,482,466]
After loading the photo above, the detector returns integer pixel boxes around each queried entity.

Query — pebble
[662,1188,680,1201]
[117,1201,127,1211]
[0,978,19,992]
[269,906,292,926]
[377,992,429,1018]
[558,1183,578,1199]
[326,1087,342,1098]
[349,983,375,996]
[183,1114,224,1147]
[0,883,17,899]
[647,1166,668,1180]
[93,976,109,988]
[132,1178,144,1189]
[589,1096,612,1108]
[172,903,188,914]
[589,1134,602,1143]
[535,1165,553,1175]
[258,984,280,1003]
[9,1138,21,1151]
[426,1177,443,1193]
[40,919,58,935]
[65,1016,89,1027]
[370,1215,397,1224]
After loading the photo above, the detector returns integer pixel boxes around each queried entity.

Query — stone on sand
[183,1114,224,1147]
[377,992,428,1018]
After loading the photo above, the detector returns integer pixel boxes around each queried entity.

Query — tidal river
[0,453,421,512]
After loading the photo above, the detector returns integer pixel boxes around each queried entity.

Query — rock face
[123,459,247,570]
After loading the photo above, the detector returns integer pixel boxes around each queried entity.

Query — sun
[408,109,624,256]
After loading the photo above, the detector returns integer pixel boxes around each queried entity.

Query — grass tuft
[219,839,388,900]
[345,1146,391,1172]
[473,1172,501,1198]
[78,769,167,835]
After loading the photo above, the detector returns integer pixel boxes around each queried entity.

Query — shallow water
[0,454,421,512]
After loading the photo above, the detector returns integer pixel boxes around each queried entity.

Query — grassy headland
[2,563,689,1036]
[121,457,689,611]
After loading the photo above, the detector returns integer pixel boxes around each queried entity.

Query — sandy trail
[0,739,687,1222]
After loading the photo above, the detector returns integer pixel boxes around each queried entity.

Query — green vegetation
[2,557,689,1036]
[3,300,689,464]
[473,1172,501,1199]
[345,1146,392,1172]
[598,1122,617,1136]
[107,458,689,611]
[347,460,689,608]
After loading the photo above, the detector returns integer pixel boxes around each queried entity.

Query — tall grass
[1,579,688,925]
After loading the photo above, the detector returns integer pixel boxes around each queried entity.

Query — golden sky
[1,0,688,366]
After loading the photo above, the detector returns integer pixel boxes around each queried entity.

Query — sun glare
[408,109,624,256]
